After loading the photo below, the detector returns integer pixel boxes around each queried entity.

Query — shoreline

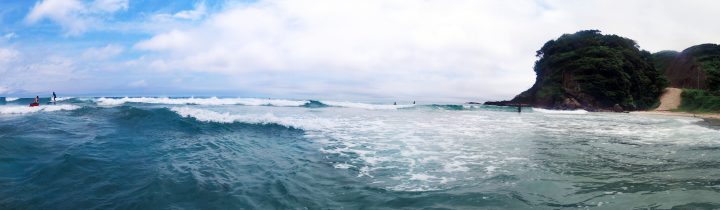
[631,110,720,127]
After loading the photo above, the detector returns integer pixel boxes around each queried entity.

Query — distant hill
[655,44,720,91]
[651,50,679,74]
[488,30,667,111]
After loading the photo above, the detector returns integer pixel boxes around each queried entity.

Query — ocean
[1,97,719,209]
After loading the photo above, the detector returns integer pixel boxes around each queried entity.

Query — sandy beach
[630,88,720,125]
[631,110,720,120]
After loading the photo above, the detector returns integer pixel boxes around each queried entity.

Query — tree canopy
[514,30,667,110]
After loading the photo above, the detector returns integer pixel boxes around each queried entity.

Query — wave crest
[96,97,309,107]
[0,104,81,115]
[170,107,331,130]
[532,108,588,114]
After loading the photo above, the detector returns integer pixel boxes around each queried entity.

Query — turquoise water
[1,97,720,209]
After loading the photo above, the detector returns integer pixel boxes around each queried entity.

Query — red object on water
[29,103,39,107]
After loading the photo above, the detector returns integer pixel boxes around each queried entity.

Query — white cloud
[135,30,191,51]
[82,44,124,60]
[3,32,18,40]
[129,80,147,87]
[90,0,129,13]
[0,44,105,95]
[25,0,129,35]
[132,0,720,101]
[174,2,207,20]
[540,0,720,52]
[26,0,87,35]
[10,0,720,100]
[0,47,20,65]
[132,0,555,100]
[150,2,208,23]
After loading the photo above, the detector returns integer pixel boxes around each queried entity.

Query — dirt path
[633,87,720,121]
[655,88,682,111]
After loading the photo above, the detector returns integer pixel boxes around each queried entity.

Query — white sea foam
[533,108,588,114]
[0,104,81,115]
[5,97,19,102]
[333,163,353,169]
[96,97,308,107]
[55,97,74,102]
[169,106,331,130]
[172,104,720,193]
[320,100,415,110]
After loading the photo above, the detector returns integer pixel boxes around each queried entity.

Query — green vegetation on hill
[512,30,667,110]
[683,44,720,91]
[678,89,720,112]
[660,44,720,91]
[651,50,679,73]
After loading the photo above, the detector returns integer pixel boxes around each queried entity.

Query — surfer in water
[30,96,40,107]
[52,92,57,104]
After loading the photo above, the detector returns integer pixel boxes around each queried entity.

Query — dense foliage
[678,89,720,112]
[683,44,720,92]
[651,50,679,73]
[514,30,667,110]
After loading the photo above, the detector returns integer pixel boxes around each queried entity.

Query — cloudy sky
[0,0,718,101]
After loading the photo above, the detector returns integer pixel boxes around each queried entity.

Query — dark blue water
[3,106,345,209]
[2,98,720,209]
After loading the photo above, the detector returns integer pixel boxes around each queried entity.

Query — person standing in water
[52,92,57,104]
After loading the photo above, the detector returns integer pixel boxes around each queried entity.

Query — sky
[0,0,719,102]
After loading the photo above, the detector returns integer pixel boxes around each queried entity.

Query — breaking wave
[0,104,81,115]
[532,108,588,114]
[96,97,309,107]
[169,106,332,130]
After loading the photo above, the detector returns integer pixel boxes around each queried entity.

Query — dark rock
[483,101,513,106]
[613,104,624,112]
[562,98,581,110]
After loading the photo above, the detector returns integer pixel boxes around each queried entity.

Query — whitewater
[1,97,720,209]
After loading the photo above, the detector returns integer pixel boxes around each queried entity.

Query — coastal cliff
[486,30,667,111]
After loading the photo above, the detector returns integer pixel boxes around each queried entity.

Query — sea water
[1,97,719,209]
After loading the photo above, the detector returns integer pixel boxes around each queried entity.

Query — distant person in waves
[393,102,397,105]
[30,96,40,107]
[52,92,57,104]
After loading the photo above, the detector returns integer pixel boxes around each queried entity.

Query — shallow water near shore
[1,97,720,209]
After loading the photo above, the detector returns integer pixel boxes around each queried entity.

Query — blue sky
[1,0,719,101]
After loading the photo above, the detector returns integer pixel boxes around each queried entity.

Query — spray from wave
[0,104,81,115]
